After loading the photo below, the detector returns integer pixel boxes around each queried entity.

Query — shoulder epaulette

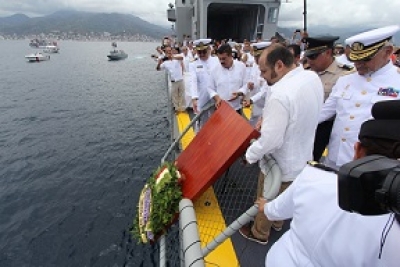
[307,161,337,173]
[397,67,400,74]
[340,68,356,76]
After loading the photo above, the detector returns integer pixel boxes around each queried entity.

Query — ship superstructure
[167,0,281,42]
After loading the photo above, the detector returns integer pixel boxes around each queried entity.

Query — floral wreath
[131,161,183,244]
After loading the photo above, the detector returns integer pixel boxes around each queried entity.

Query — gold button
[345,127,350,131]
[350,115,355,120]
[355,103,361,107]
[361,90,367,95]
[366,77,372,82]
[342,138,346,142]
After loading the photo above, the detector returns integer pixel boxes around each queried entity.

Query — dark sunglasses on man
[306,49,327,60]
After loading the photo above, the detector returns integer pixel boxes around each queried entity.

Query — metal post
[303,0,307,32]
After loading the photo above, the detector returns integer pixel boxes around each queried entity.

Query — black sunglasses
[198,49,208,54]
[306,51,323,60]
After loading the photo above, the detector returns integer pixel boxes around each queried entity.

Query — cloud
[279,0,400,29]
[0,0,399,28]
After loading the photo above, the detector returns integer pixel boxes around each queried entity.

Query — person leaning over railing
[256,99,400,267]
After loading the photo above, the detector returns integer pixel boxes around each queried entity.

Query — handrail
[161,100,215,164]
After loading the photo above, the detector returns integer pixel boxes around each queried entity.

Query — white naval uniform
[208,60,247,111]
[246,67,324,181]
[189,56,220,111]
[265,164,399,267]
[319,62,400,170]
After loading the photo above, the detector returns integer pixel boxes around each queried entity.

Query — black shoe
[239,223,268,245]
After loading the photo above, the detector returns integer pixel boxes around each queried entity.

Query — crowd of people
[154,25,400,266]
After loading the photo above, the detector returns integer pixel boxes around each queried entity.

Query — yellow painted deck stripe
[242,106,251,119]
[175,111,238,267]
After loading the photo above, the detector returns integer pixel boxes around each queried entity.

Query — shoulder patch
[397,68,400,74]
[340,68,356,76]
[340,64,354,71]
[307,161,337,173]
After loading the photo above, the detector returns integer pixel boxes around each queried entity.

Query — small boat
[107,49,128,60]
[107,42,128,60]
[43,45,59,53]
[25,52,50,62]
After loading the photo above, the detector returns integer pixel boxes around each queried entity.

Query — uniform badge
[377,87,399,97]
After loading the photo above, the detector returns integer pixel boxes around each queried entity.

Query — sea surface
[0,40,170,266]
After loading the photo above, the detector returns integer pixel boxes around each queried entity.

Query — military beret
[345,25,400,61]
[359,100,400,141]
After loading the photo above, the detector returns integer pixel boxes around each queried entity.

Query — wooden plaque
[176,102,260,201]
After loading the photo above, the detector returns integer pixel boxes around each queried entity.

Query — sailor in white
[257,100,400,267]
[319,25,400,170]
[242,41,272,127]
[208,43,247,111]
[156,46,186,112]
[189,39,220,128]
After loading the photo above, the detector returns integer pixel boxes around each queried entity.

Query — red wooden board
[176,102,260,200]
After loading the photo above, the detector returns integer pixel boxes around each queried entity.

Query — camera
[338,155,400,215]
[162,56,169,62]
[295,29,301,33]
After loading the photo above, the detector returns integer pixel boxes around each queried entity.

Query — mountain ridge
[0,11,170,39]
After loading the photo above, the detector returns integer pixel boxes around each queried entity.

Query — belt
[171,80,182,83]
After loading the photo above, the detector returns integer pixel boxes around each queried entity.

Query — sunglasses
[306,51,324,60]
[198,49,208,54]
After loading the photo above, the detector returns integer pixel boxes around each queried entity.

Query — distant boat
[29,39,48,48]
[25,52,50,62]
[107,42,128,60]
[43,45,59,53]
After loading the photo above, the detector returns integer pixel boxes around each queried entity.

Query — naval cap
[359,100,400,142]
[345,25,400,61]
[193,38,212,51]
[304,36,340,57]
[251,41,271,56]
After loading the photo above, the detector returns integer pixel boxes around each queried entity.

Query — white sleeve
[245,98,289,164]
[189,63,199,99]
[318,82,339,123]
[207,67,218,98]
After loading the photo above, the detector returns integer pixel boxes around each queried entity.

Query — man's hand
[192,99,199,113]
[214,95,222,109]
[255,117,263,131]
[242,98,252,108]
[247,82,254,90]
[255,197,268,213]
[228,92,243,101]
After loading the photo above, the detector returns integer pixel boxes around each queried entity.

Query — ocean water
[0,40,170,266]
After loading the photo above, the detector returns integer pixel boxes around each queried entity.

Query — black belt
[171,80,181,83]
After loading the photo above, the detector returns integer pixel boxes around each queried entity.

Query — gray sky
[0,0,399,29]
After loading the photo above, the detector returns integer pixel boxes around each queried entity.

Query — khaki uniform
[313,60,353,161]
[318,60,353,101]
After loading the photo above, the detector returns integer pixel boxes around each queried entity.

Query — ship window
[267,7,278,23]
[182,0,186,4]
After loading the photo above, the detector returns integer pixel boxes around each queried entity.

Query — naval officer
[303,36,354,161]
[319,25,400,170]
[189,39,220,129]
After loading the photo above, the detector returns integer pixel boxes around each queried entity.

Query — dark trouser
[313,117,335,162]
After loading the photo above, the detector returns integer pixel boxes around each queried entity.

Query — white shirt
[208,60,247,110]
[265,165,399,267]
[189,56,220,110]
[245,67,324,181]
[159,58,184,81]
[181,52,194,73]
[245,62,269,117]
[319,62,400,169]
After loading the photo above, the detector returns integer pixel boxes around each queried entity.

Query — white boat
[107,49,128,60]
[43,45,59,53]
[25,52,50,62]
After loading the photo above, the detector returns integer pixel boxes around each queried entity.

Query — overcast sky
[0,0,399,29]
